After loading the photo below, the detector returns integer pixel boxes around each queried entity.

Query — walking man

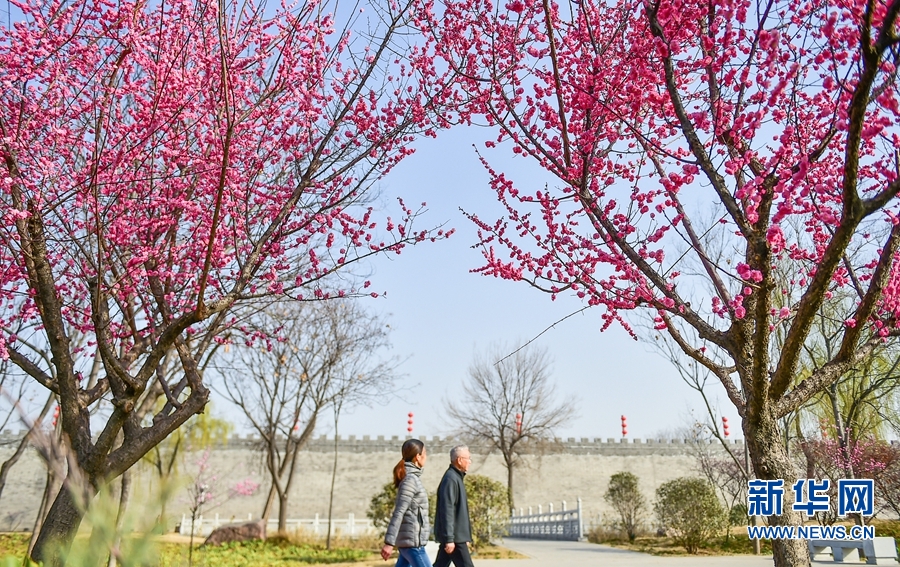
[433,445,474,567]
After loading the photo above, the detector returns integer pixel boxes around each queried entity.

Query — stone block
[203,520,265,546]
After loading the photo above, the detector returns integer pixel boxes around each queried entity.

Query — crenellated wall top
[1,429,755,456]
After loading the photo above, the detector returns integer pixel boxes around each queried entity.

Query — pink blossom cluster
[423,0,900,343]
[0,0,457,360]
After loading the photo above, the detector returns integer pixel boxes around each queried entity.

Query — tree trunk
[276,439,302,534]
[326,420,339,550]
[277,491,288,534]
[159,488,169,534]
[262,483,276,522]
[506,461,515,512]
[28,469,61,557]
[746,410,809,567]
[31,479,94,567]
[107,470,131,567]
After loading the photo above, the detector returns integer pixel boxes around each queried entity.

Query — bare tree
[325,395,344,550]
[447,342,576,511]
[0,382,54,503]
[0,377,54,536]
[141,403,232,530]
[0,322,97,545]
[220,300,396,532]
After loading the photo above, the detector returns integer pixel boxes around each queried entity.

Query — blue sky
[0,0,736,442]
[224,124,743,441]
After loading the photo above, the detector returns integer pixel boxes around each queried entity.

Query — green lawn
[156,539,375,566]
[0,534,28,560]
[1,533,378,566]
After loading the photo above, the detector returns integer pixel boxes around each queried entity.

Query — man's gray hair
[450,445,469,462]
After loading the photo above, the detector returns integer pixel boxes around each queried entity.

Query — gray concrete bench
[808,537,898,564]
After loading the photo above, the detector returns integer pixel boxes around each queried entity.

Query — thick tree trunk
[746,410,809,567]
[31,479,94,567]
[28,469,61,557]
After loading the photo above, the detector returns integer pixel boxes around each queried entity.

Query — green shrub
[367,474,507,546]
[728,503,748,527]
[604,472,646,542]
[654,477,726,553]
[366,482,398,536]
[465,475,508,546]
[366,482,436,539]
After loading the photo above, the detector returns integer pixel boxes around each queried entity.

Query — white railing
[508,499,583,541]
[178,513,376,538]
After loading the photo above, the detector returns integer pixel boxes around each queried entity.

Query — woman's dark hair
[393,438,425,487]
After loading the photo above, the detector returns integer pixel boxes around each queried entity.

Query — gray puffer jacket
[384,462,430,548]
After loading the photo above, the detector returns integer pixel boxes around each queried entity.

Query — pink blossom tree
[428,0,900,564]
[0,0,454,562]
[183,450,259,563]
[804,436,897,524]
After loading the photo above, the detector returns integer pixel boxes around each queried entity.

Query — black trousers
[433,542,474,567]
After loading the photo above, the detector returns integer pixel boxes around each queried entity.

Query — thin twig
[495,307,591,365]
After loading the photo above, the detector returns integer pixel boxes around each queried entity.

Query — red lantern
[407,412,414,434]
[621,415,627,437]
[515,413,522,436]
[722,416,730,437]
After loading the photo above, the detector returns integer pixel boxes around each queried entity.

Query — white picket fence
[178,513,376,538]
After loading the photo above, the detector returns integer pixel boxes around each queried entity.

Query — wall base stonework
[0,432,738,533]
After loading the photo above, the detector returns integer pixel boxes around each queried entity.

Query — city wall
[0,431,743,532]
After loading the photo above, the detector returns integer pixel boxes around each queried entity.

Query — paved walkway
[477,539,776,566]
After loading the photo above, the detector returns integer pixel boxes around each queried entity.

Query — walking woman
[380,438,431,567]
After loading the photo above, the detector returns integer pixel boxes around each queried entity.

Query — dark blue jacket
[434,465,472,544]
